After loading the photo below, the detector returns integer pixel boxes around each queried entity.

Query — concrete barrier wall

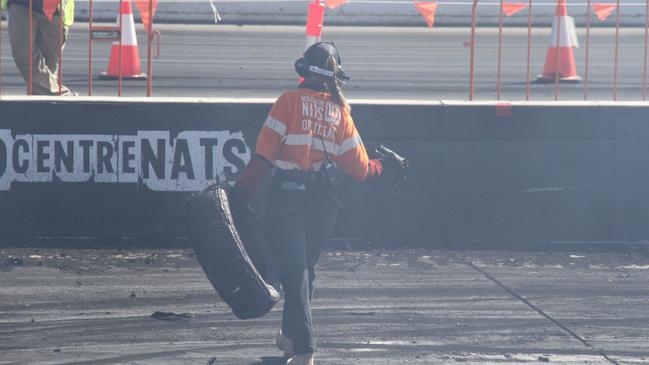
[1,97,649,247]
[74,0,649,27]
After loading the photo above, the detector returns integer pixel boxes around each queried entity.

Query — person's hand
[365,144,408,192]
[368,159,383,177]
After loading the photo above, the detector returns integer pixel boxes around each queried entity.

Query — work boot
[286,353,314,365]
[275,330,294,357]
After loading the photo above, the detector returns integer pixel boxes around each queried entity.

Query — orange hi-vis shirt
[255,88,370,182]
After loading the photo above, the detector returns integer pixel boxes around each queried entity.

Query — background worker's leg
[33,12,71,95]
[8,5,37,93]
[8,6,70,95]
[35,12,70,95]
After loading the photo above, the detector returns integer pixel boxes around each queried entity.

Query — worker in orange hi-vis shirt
[233,42,383,365]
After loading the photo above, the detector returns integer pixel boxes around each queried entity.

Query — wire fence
[1,0,649,100]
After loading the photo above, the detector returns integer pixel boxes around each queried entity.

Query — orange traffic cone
[537,0,580,83]
[100,0,146,80]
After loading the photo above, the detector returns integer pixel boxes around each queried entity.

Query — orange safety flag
[325,0,348,10]
[43,0,61,22]
[592,3,616,21]
[135,0,158,33]
[502,2,527,16]
[414,2,438,28]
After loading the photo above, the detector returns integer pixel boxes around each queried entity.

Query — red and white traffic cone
[304,0,325,50]
[537,0,580,83]
[100,0,146,80]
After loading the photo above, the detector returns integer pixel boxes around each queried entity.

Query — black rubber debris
[150,311,192,321]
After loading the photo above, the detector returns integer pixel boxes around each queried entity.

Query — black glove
[368,144,408,170]
[367,144,409,192]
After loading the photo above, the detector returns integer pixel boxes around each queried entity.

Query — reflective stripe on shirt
[275,160,329,172]
[274,160,303,170]
[284,134,340,156]
[339,134,363,156]
[264,115,287,136]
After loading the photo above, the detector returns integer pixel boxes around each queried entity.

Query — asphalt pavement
[1,24,648,101]
[1,247,649,365]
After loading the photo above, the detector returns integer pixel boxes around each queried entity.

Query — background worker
[1,0,75,95]
[233,42,384,365]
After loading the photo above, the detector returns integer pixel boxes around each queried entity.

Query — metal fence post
[526,0,533,100]
[644,0,649,100]
[469,0,479,101]
[613,0,621,101]
[0,7,3,95]
[146,0,153,96]
[88,0,93,95]
[28,0,33,95]
[118,0,123,96]
[584,0,592,100]
[497,0,504,100]
[58,9,63,95]
[554,0,563,101]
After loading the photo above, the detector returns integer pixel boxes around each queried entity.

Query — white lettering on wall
[0,130,251,192]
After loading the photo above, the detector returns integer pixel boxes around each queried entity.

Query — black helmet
[294,42,350,82]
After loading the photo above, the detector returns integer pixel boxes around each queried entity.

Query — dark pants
[266,174,339,355]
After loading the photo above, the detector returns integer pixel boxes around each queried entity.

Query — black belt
[274,169,316,183]
[273,169,318,191]
[274,168,342,208]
